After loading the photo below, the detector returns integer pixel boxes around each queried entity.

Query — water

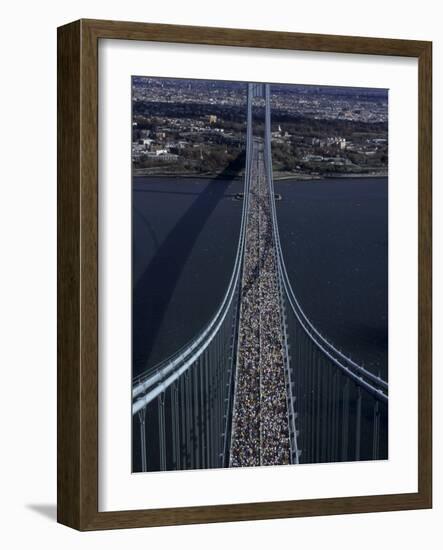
[132,176,244,377]
[132,175,388,379]
[276,177,388,379]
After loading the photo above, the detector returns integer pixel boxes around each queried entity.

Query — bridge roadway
[229,137,290,467]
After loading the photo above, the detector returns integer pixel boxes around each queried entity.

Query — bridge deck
[229,139,290,467]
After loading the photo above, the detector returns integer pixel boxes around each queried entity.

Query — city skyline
[132,76,388,179]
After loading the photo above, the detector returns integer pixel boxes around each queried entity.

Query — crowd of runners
[230,141,290,468]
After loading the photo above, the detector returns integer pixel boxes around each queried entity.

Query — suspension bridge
[132,83,388,472]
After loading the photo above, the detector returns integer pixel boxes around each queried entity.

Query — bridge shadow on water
[132,153,245,378]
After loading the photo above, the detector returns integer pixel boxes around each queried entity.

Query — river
[132,175,388,380]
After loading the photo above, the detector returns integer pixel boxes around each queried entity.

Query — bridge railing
[131,85,254,472]
[263,84,388,464]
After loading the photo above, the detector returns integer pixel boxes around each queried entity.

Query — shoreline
[133,171,243,180]
[133,171,387,182]
[274,173,388,182]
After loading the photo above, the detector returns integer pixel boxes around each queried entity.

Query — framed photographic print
[57,19,432,530]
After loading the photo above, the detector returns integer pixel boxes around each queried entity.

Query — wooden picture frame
[57,18,432,530]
